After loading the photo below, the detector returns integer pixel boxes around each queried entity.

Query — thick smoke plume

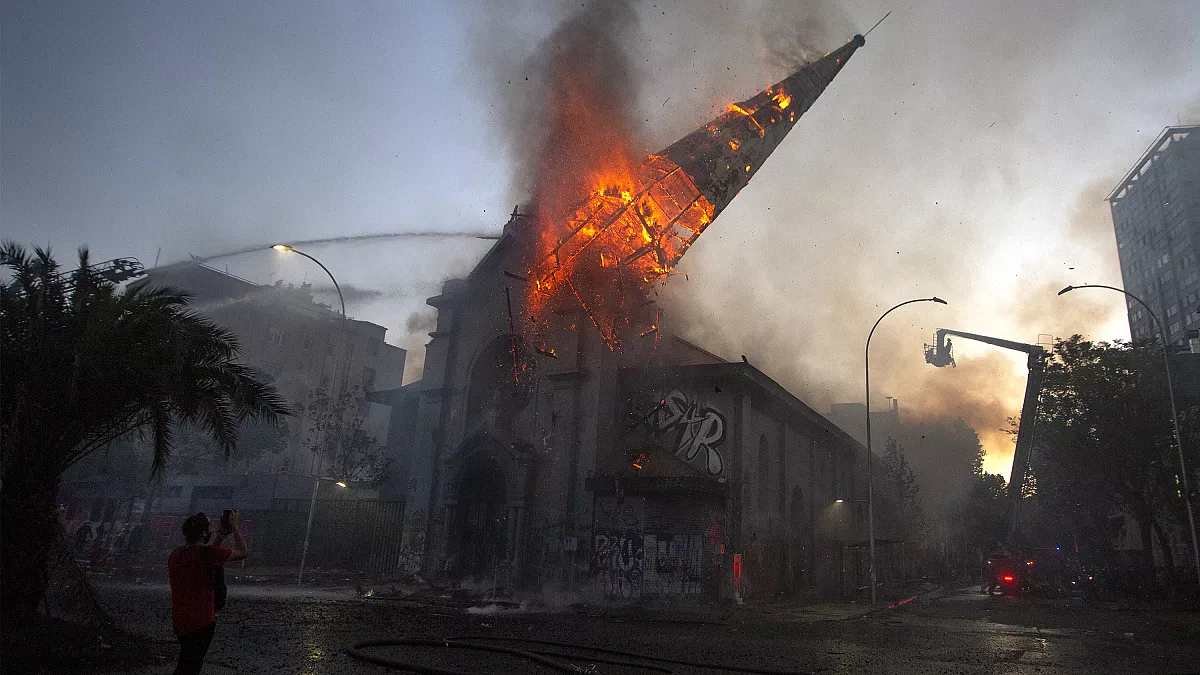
[465,0,1193,480]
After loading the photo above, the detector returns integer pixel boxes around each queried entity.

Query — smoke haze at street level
[3,1,1198,477]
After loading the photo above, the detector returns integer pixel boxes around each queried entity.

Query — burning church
[372,31,903,601]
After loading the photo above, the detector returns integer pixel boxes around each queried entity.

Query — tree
[882,438,932,579]
[882,438,928,542]
[0,243,289,620]
[167,418,290,475]
[303,385,387,485]
[943,470,1009,582]
[1033,335,1184,584]
[896,417,985,515]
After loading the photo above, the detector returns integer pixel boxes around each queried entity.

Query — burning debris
[522,35,866,351]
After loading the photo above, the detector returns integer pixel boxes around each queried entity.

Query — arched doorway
[452,452,509,579]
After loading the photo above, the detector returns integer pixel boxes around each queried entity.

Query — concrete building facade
[139,263,405,477]
[371,213,902,602]
[1109,126,1200,349]
[59,263,410,574]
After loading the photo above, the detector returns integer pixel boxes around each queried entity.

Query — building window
[363,367,376,390]
[303,335,314,350]
[367,338,381,355]
[268,327,284,346]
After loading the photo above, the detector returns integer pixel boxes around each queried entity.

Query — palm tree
[0,242,289,620]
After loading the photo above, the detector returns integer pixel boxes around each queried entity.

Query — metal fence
[255,498,406,574]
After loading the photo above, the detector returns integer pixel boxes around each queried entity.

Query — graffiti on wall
[590,530,644,598]
[643,533,705,595]
[650,390,726,476]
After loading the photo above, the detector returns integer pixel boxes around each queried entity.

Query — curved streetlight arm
[1059,284,1163,338]
[277,246,346,319]
[864,296,947,605]
[1059,284,1200,586]
[868,297,948,348]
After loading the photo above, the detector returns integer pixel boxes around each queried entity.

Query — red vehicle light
[1002,575,1015,583]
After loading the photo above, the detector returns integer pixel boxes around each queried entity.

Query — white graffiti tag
[654,390,725,475]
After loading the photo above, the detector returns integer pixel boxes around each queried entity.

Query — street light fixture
[298,476,347,584]
[865,296,947,605]
[1058,284,1200,586]
[270,244,345,318]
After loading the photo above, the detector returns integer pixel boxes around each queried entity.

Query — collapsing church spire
[523,34,868,350]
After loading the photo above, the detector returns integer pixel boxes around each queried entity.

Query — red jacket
[168,545,232,636]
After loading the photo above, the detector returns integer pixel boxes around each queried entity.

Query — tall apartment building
[1109,126,1200,349]
[140,262,406,476]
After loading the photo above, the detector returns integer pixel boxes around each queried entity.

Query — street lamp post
[865,296,947,605]
[297,476,347,584]
[271,245,347,476]
[1059,284,1200,585]
[271,245,346,318]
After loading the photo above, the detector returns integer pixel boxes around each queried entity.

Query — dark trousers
[174,622,216,675]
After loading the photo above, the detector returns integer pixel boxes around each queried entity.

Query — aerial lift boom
[924,329,1048,547]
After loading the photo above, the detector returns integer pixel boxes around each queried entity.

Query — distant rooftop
[1108,125,1198,203]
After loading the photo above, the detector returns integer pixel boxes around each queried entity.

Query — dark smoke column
[525,35,867,349]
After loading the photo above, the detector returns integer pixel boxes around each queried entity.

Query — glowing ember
[525,153,715,348]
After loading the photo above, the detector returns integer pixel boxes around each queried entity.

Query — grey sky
[3,0,1198,475]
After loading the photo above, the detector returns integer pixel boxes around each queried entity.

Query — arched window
[758,434,770,511]
[465,335,537,428]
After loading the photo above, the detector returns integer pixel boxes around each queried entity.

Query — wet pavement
[95,582,1200,674]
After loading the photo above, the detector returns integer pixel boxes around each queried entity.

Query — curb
[856,583,954,619]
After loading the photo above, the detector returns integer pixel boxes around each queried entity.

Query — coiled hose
[345,635,813,675]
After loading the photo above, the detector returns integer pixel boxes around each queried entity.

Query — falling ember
[523,34,867,351]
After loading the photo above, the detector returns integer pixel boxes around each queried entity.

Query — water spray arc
[162,229,501,270]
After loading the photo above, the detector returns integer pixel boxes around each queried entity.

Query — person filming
[168,510,247,675]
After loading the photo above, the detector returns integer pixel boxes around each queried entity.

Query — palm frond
[2,242,289,481]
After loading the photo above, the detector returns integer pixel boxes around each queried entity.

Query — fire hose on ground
[345,635,813,675]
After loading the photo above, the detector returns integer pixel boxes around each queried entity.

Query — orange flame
[521,40,825,351]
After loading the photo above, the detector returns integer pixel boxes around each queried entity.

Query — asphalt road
[96,582,1200,674]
